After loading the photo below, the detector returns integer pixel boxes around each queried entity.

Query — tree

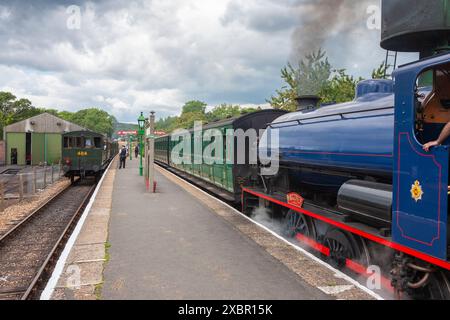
[0,92,41,137]
[174,100,208,129]
[40,108,60,117]
[68,108,116,137]
[320,69,362,104]
[206,104,241,122]
[0,92,17,137]
[13,99,40,121]
[57,111,75,122]
[267,50,333,112]
[176,110,206,129]
[372,62,389,79]
[266,63,299,111]
[155,116,178,133]
[154,103,260,133]
[206,104,259,122]
[181,100,207,114]
[297,49,332,97]
[268,51,391,111]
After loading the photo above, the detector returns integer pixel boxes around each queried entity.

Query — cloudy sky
[0,0,417,122]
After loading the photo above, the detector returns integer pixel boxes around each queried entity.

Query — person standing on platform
[119,146,127,169]
[135,144,139,159]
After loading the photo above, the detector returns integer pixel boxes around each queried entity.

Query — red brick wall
[0,141,4,165]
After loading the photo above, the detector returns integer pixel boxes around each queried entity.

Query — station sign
[117,130,138,136]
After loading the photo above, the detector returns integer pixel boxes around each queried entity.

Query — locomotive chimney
[295,95,321,112]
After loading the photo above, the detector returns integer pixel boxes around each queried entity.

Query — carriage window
[75,137,84,148]
[415,62,450,144]
[94,137,102,148]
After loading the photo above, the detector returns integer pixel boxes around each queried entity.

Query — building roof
[4,113,87,134]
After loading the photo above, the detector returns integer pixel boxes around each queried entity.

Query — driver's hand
[423,141,439,152]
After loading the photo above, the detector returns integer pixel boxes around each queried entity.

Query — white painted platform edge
[158,165,384,301]
[40,158,115,300]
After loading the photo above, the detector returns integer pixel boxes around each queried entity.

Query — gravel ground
[0,184,93,300]
[0,178,71,236]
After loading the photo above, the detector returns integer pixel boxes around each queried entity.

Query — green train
[155,110,286,202]
[62,131,119,183]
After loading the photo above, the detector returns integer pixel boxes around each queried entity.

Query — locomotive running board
[242,187,450,271]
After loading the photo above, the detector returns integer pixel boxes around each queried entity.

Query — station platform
[46,157,377,300]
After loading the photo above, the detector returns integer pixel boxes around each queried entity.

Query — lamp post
[138,112,146,176]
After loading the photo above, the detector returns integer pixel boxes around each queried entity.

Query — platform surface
[101,159,331,300]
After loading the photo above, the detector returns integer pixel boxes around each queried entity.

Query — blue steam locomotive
[242,1,450,299]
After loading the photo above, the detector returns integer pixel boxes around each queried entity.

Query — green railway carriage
[154,110,286,202]
[62,131,119,183]
[155,135,170,164]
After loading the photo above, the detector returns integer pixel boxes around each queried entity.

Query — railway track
[0,182,96,300]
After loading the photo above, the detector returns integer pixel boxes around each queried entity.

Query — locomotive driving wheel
[283,210,316,240]
[323,228,370,269]
[415,270,450,300]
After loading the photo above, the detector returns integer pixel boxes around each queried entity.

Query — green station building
[3,113,86,166]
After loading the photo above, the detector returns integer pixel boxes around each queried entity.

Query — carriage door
[392,61,450,260]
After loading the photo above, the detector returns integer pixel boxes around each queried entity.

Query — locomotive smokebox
[295,95,321,112]
[381,0,450,57]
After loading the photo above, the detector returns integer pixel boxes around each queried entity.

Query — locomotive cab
[393,54,450,261]
[415,61,450,248]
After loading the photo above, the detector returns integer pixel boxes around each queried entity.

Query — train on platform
[62,131,119,183]
[155,109,287,201]
[154,0,450,299]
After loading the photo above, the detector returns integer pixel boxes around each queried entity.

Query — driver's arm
[423,122,450,152]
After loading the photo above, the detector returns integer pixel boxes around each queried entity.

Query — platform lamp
[138,112,146,176]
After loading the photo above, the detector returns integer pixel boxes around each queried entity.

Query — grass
[105,242,112,263]
[94,241,112,300]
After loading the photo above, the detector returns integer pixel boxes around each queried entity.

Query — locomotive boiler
[259,80,396,227]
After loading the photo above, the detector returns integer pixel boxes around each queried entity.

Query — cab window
[63,137,73,148]
[94,137,102,148]
[85,138,93,148]
[415,62,450,145]
[75,137,84,148]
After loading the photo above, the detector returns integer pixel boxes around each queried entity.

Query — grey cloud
[0,0,419,123]
[221,0,297,33]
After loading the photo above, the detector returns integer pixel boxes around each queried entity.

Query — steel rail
[21,183,96,300]
[0,179,96,300]
[0,182,73,243]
